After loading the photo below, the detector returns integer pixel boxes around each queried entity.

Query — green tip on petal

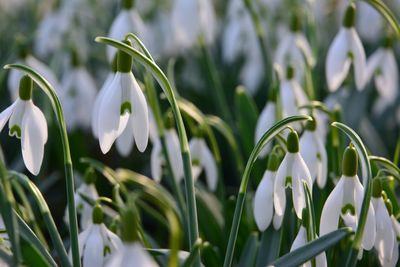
[122,0,134,9]
[384,199,393,216]
[84,168,97,184]
[92,204,104,224]
[19,75,33,100]
[267,153,280,172]
[286,64,295,80]
[372,178,382,198]
[343,3,356,28]
[305,116,316,131]
[342,145,358,176]
[117,40,133,73]
[287,130,299,153]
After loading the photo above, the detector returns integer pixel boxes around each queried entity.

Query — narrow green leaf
[238,232,259,267]
[270,228,353,267]
[20,237,50,267]
[255,226,282,267]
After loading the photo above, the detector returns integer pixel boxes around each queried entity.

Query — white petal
[326,28,351,92]
[273,212,284,230]
[300,131,318,183]
[76,226,92,257]
[320,177,344,236]
[376,49,398,101]
[116,115,135,157]
[7,68,22,101]
[82,225,105,267]
[0,102,16,132]
[166,130,184,183]
[291,153,312,219]
[291,226,307,251]
[365,48,384,85]
[130,74,149,152]
[254,170,275,231]
[372,197,394,262]
[280,81,298,118]
[151,140,163,183]
[274,154,290,216]
[200,140,218,191]
[296,33,315,67]
[120,243,159,267]
[9,99,26,137]
[349,28,367,90]
[98,77,122,154]
[92,74,114,138]
[316,250,328,267]
[21,101,48,175]
[255,102,275,158]
[391,216,400,239]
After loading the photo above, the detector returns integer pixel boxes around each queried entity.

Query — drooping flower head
[95,40,149,156]
[320,145,376,251]
[0,75,48,175]
[326,3,366,92]
[274,130,313,219]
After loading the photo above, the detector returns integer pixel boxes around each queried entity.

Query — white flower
[372,196,394,266]
[8,55,59,101]
[365,45,398,114]
[326,4,366,92]
[151,129,183,183]
[290,226,327,267]
[92,73,114,138]
[171,0,217,49]
[107,0,147,62]
[76,213,122,267]
[319,146,376,251]
[254,101,276,158]
[254,154,283,231]
[299,120,328,188]
[95,50,149,155]
[59,64,97,131]
[105,242,158,267]
[189,137,218,191]
[274,131,313,219]
[0,76,47,175]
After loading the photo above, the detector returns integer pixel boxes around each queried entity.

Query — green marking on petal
[192,159,200,166]
[103,245,111,257]
[285,176,292,188]
[120,102,132,115]
[341,203,355,216]
[347,51,354,60]
[9,125,21,138]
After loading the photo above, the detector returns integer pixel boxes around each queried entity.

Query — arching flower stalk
[254,153,283,231]
[326,3,366,92]
[274,130,313,219]
[0,75,47,175]
[320,145,376,252]
[299,118,328,188]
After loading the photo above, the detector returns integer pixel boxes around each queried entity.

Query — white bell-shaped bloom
[274,131,313,219]
[299,120,328,188]
[8,55,60,101]
[365,45,398,114]
[171,0,217,49]
[0,76,47,175]
[59,63,97,131]
[326,4,366,92]
[76,206,122,267]
[95,50,149,155]
[151,128,184,183]
[107,0,147,62]
[320,146,376,250]
[290,226,327,267]
[372,196,394,266]
[255,101,276,158]
[189,137,218,191]
[254,154,282,231]
[105,242,158,267]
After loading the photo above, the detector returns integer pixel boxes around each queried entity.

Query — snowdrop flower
[59,51,97,131]
[151,127,184,183]
[290,210,327,267]
[8,49,59,101]
[95,43,149,155]
[189,135,218,191]
[76,204,122,267]
[255,100,276,158]
[365,39,399,114]
[299,118,328,188]
[320,145,376,251]
[106,200,158,267]
[389,204,400,267]
[0,75,47,175]
[275,14,315,81]
[254,154,283,231]
[326,3,366,92]
[371,179,395,266]
[280,65,309,119]
[274,131,313,219]
[171,0,217,49]
[107,0,147,62]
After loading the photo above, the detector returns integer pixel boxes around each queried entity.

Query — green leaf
[238,232,259,267]
[20,238,50,267]
[270,228,353,267]
[255,226,282,267]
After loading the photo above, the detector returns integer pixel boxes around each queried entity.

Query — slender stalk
[96,36,200,266]
[198,38,235,128]
[223,115,311,267]
[4,64,80,267]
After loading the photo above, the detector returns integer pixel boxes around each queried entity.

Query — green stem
[4,64,80,267]
[198,38,235,128]
[223,115,311,267]
[96,36,200,266]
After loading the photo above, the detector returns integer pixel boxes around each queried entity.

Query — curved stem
[223,115,311,267]
[4,64,80,267]
[95,37,200,266]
